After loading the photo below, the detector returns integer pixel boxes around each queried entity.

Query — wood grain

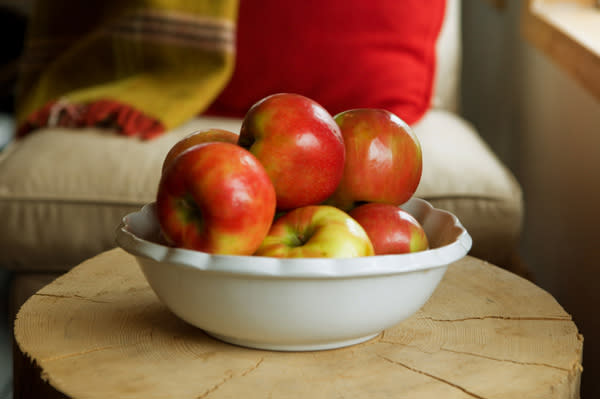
[14,249,583,398]
[522,0,600,102]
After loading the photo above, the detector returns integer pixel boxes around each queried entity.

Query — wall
[461,1,600,397]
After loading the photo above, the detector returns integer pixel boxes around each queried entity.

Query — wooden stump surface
[14,249,583,399]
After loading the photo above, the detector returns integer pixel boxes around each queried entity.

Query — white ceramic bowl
[116,197,471,351]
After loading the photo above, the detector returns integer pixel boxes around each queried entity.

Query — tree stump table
[13,248,583,398]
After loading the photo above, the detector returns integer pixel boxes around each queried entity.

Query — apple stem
[237,134,255,149]
[177,195,204,228]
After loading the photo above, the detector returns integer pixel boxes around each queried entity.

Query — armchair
[0,0,525,321]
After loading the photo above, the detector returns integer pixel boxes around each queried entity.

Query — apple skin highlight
[326,108,422,211]
[156,142,276,255]
[239,93,345,211]
[349,203,428,255]
[255,205,374,258]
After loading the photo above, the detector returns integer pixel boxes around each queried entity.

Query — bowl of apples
[116,93,472,351]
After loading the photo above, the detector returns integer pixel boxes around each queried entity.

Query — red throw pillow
[205,0,446,125]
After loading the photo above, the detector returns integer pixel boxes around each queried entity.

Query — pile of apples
[156,93,428,258]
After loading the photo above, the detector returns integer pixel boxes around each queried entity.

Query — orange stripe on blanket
[17,99,165,140]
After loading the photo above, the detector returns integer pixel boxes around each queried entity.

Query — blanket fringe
[17,99,165,140]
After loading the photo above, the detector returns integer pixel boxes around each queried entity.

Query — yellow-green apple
[254,205,374,258]
[326,109,422,211]
[162,128,238,173]
[349,203,428,255]
[238,93,345,211]
[156,142,276,255]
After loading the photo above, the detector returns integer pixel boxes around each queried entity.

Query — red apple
[349,203,428,255]
[239,93,345,211]
[156,142,276,255]
[162,128,238,173]
[255,205,374,258]
[326,109,422,211]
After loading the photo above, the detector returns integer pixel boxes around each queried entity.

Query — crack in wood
[40,345,117,362]
[34,292,111,304]
[241,358,264,377]
[378,341,577,373]
[196,358,264,398]
[438,347,573,372]
[197,370,235,399]
[378,355,488,399]
[418,315,572,322]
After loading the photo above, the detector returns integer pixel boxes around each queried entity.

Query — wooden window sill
[521,0,600,101]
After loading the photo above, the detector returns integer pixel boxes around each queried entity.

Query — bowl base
[205,331,381,352]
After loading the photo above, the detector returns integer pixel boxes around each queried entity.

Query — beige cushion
[413,111,523,265]
[0,110,521,272]
[0,116,241,271]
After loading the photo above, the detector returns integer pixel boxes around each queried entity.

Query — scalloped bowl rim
[115,197,473,278]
